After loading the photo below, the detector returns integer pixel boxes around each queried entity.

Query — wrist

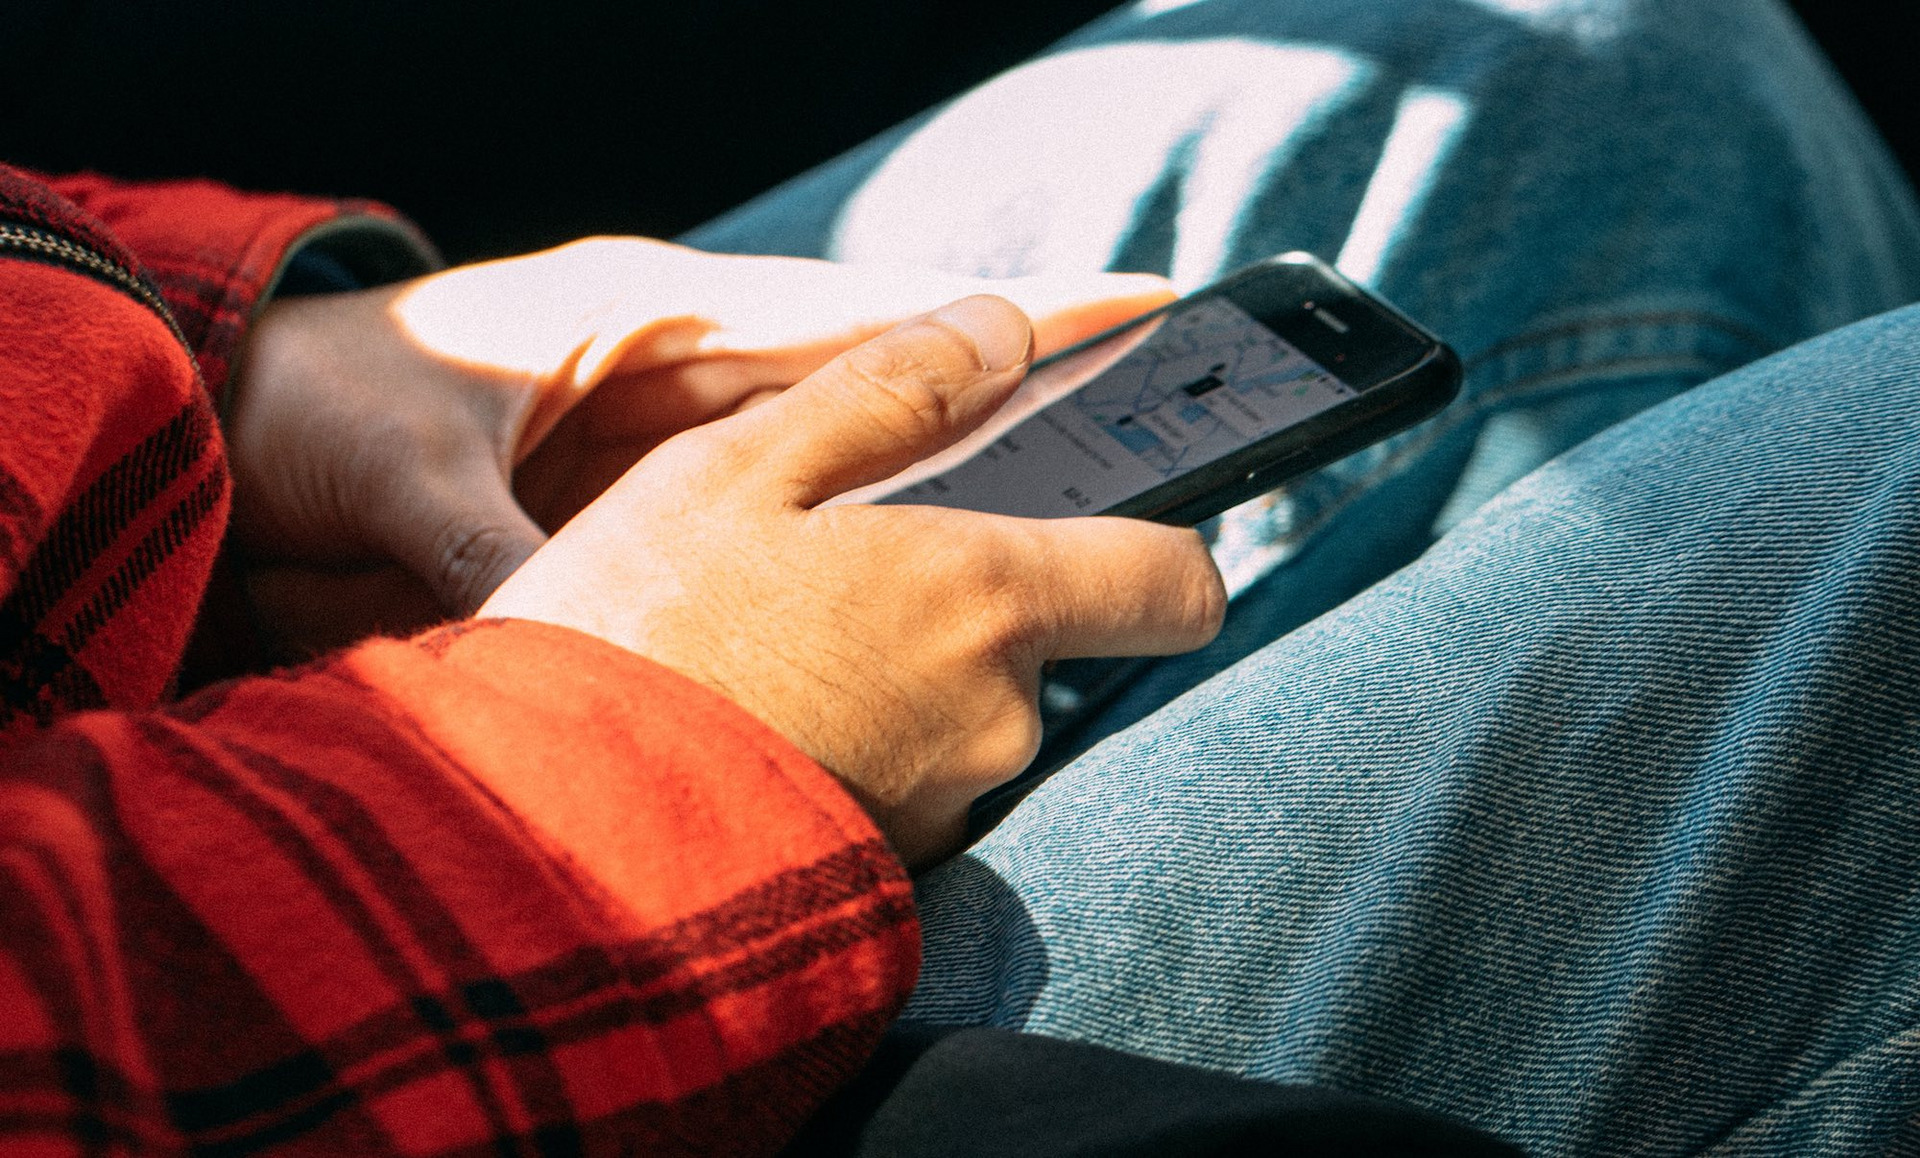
[222,214,439,424]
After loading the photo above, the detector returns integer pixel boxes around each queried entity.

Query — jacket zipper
[0,220,188,350]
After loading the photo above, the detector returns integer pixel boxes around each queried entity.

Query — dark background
[2,1,1913,265]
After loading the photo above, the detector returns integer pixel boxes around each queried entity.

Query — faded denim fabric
[686,0,1920,1152]
[907,310,1920,1155]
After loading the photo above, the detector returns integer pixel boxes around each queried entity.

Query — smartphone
[838,252,1460,525]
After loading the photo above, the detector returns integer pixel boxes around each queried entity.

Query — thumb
[730,295,1033,506]
[378,454,551,615]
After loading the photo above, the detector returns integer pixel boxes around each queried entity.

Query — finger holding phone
[482,295,1228,868]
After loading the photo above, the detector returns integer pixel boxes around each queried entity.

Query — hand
[228,238,1175,657]
[480,295,1226,867]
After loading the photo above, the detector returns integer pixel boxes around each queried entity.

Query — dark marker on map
[1182,364,1229,398]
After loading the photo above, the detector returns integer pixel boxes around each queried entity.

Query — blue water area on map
[1105,420,1163,455]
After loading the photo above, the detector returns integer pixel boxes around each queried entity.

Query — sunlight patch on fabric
[830,40,1369,290]
[1334,88,1471,288]
[1458,0,1626,41]
[1132,0,1210,16]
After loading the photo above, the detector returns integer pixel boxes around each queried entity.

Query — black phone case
[1094,253,1461,526]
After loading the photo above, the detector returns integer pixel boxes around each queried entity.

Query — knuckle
[651,422,757,491]
[964,697,1045,782]
[1195,577,1228,638]
[834,327,975,442]
[1178,530,1227,609]
[1183,573,1228,644]
[431,522,523,613]
[947,537,1042,650]
[1166,528,1228,638]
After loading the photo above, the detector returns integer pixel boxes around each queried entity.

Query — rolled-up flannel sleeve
[0,165,918,1156]
[0,619,919,1155]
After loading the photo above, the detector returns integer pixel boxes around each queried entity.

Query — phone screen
[841,294,1360,519]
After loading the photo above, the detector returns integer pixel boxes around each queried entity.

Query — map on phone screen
[841,295,1355,519]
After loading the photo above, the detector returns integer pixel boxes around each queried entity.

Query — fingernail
[927,295,1033,372]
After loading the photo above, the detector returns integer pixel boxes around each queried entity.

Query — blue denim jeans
[687,1,1920,1152]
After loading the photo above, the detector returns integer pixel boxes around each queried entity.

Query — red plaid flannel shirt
[0,165,918,1155]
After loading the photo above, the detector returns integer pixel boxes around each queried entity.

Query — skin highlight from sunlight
[386,237,1176,461]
